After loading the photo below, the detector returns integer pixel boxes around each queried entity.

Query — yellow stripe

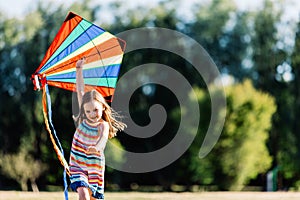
[49,54,123,76]
[43,32,115,74]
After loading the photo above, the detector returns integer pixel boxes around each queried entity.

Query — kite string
[42,84,69,200]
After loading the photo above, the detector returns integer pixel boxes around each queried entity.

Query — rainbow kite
[32,11,125,102]
[31,12,126,200]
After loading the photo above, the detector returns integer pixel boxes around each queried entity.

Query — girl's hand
[87,146,98,153]
[76,58,85,68]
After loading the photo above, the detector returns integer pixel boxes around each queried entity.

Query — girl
[69,58,126,200]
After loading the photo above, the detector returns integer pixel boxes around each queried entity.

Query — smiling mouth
[90,116,100,121]
[86,117,100,124]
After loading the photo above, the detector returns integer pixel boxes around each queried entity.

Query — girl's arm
[87,122,109,153]
[95,122,109,151]
[76,59,85,106]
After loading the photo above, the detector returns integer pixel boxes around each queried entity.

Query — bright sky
[0,0,299,22]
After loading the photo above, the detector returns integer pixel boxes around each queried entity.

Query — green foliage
[220,80,275,190]
[251,0,286,89]
[105,138,126,185]
[105,138,126,172]
[0,147,47,191]
[184,80,276,190]
[250,0,300,187]
[284,18,300,183]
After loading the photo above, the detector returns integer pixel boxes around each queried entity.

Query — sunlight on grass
[1,191,300,200]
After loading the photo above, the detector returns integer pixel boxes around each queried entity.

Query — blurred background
[0,0,300,193]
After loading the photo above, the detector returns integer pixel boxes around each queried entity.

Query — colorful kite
[32,11,125,102]
[31,12,126,200]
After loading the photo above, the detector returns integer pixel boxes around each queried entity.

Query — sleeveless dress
[69,120,105,199]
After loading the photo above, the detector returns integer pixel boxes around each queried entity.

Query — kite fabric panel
[32,12,126,102]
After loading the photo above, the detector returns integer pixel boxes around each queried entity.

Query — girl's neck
[85,119,102,127]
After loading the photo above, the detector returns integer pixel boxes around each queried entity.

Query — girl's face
[83,100,104,124]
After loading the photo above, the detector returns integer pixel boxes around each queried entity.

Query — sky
[0,0,299,22]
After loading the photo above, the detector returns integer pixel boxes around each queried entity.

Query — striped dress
[69,120,105,199]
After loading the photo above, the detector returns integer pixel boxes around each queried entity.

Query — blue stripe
[46,65,120,80]
[71,149,100,160]
[71,152,101,163]
[40,24,106,73]
[82,121,98,131]
[71,149,86,158]
[41,20,93,72]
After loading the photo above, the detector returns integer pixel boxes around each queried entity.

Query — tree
[250,0,299,189]
[179,80,276,190]
[219,80,275,190]
[289,17,300,188]
[0,147,47,191]
[185,0,241,74]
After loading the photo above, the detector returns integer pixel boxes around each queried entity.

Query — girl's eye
[94,109,98,112]
[86,111,90,113]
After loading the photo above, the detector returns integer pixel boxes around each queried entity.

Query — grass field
[1,191,300,200]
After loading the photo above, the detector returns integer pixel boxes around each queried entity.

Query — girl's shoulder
[101,120,109,128]
[99,121,109,136]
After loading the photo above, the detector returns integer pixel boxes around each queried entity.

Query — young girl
[69,58,126,200]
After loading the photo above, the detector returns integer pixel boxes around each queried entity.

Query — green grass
[1,191,300,200]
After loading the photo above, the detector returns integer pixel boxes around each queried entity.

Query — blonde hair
[75,90,126,138]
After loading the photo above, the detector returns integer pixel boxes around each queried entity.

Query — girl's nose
[90,111,96,117]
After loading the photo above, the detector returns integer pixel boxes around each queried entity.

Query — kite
[31,12,126,200]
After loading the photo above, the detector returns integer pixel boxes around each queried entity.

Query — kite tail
[42,84,69,200]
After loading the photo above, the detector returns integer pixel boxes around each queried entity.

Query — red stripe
[71,144,102,157]
[89,179,103,186]
[72,137,87,150]
[35,12,82,73]
[70,155,103,169]
[72,143,86,155]
[46,81,115,100]
[77,128,99,140]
